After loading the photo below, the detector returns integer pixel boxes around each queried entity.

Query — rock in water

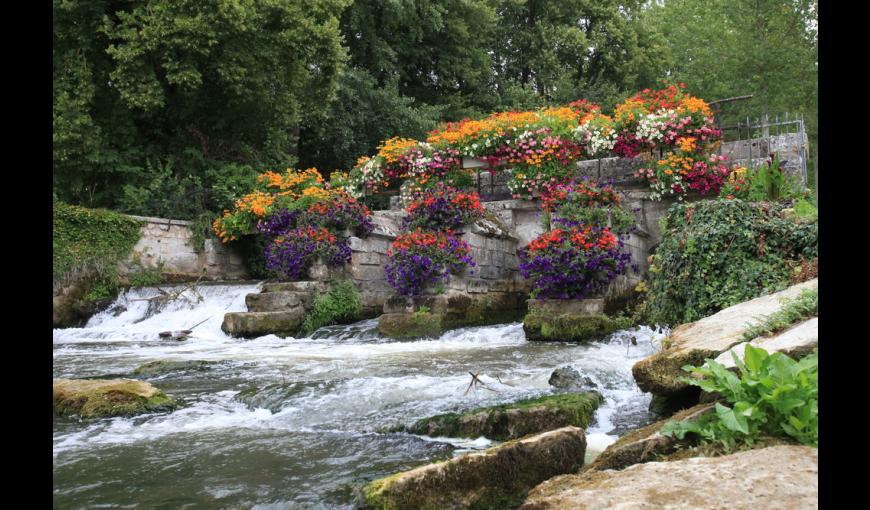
[632,278,817,397]
[520,445,818,509]
[548,366,597,390]
[131,360,216,377]
[362,427,587,510]
[401,392,604,441]
[53,378,177,419]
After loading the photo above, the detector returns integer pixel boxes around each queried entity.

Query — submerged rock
[233,382,310,412]
[362,427,588,510]
[520,445,818,509]
[378,311,443,339]
[53,378,177,419]
[400,392,604,441]
[548,366,597,390]
[632,278,817,397]
[131,360,216,377]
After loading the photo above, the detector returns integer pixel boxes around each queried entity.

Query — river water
[53,283,666,509]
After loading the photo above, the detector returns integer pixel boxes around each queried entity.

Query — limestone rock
[524,310,619,343]
[221,310,305,338]
[131,360,216,377]
[520,445,818,510]
[716,317,818,369]
[632,278,817,396]
[54,378,177,419]
[362,427,588,510]
[401,392,604,441]
[548,366,596,390]
[582,403,714,473]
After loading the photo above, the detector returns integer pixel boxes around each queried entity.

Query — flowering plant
[299,191,374,236]
[518,226,631,299]
[264,226,351,280]
[542,180,636,235]
[718,166,752,200]
[384,229,475,296]
[403,183,484,231]
[573,113,617,157]
[637,152,730,200]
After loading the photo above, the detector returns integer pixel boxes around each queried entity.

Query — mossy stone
[400,392,604,441]
[53,378,178,419]
[523,310,619,342]
[378,312,444,339]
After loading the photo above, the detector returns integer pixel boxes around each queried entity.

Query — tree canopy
[53,0,818,218]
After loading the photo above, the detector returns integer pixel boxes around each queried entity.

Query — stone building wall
[122,215,248,280]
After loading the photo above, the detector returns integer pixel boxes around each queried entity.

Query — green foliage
[793,198,818,222]
[644,0,817,147]
[644,199,818,326]
[54,201,142,291]
[302,280,362,333]
[54,0,349,212]
[661,344,818,450]
[741,288,818,342]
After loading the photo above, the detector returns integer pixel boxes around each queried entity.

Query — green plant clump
[741,288,818,342]
[643,199,817,326]
[301,280,362,333]
[54,201,143,294]
[661,344,818,451]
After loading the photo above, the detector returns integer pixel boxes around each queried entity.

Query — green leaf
[715,403,749,434]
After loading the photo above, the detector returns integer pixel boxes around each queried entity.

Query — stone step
[222,311,305,338]
[260,281,329,293]
[246,291,312,312]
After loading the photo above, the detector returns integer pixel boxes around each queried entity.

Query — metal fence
[717,113,809,186]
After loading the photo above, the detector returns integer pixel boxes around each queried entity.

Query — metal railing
[717,113,809,186]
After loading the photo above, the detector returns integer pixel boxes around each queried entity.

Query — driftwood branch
[463,372,499,395]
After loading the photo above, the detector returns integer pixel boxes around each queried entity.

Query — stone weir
[222,160,701,338]
[222,209,531,338]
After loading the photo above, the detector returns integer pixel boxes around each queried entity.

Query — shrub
[661,344,818,451]
[384,229,475,296]
[302,280,362,333]
[518,226,631,299]
[644,199,817,326]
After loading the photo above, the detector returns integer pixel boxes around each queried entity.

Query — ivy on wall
[641,199,818,326]
[53,200,143,294]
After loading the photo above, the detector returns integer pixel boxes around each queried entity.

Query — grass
[741,288,818,342]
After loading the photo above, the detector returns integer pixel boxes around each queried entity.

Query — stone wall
[123,215,248,280]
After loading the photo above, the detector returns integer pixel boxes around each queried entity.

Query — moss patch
[131,360,216,377]
[378,311,444,339]
[523,310,619,342]
[401,392,604,441]
[363,427,587,510]
[631,348,718,395]
[53,378,178,419]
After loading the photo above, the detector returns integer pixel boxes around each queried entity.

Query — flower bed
[518,226,631,299]
[402,183,484,231]
[263,226,351,280]
[384,229,475,296]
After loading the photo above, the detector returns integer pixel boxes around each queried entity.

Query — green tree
[490,0,668,106]
[53,0,349,214]
[298,68,444,173]
[644,0,817,141]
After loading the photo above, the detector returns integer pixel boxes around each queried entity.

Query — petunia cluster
[403,183,484,231]
[384,229,475,297]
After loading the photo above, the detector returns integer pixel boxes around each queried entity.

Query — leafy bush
[719,157,809,202]
[54,201,142,292]
[302,281,362,333]
[661,344,818,450]
[741,288,818,342]
[643,199,818,326]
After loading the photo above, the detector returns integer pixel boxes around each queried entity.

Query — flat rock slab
[716,317,818,369]
[53,378,177,419]
[632,278,817,395]
[401,392,604,441]
[524,311,619,343]
[521,445,818,510]
[363,427,587,510]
